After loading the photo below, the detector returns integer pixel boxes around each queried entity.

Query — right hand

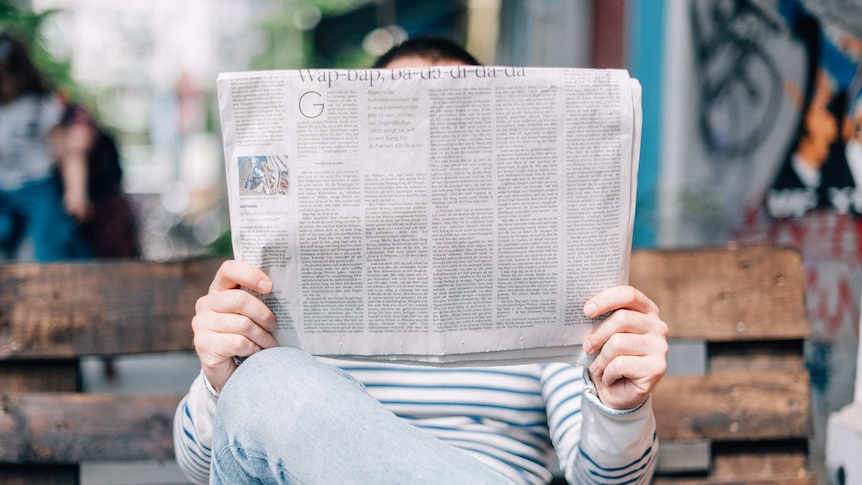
[52,122,95,222]
[192,260,279,392]
[63,187,92,222]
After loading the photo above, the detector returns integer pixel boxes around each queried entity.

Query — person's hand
[582,285,668,410]
[192,260,279,392]
[63,187,91,222]
[53,122,95,221]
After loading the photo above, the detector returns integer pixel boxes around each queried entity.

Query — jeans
[211,347,516,485]
[0,176,92,261]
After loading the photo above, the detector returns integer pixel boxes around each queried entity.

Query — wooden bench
[0,246,812,484]
[632,246,813,484]
[0,258,221,485]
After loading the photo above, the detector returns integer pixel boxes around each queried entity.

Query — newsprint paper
[217,66,642,366]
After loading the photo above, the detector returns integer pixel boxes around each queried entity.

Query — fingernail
[583,338,593,353]
[584,303,597,317]
[259,279,273,292]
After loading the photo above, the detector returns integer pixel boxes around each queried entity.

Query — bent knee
[241,347,315,375]
[216,348,359,418]
[219,347,316,400]
[214,348,367,442]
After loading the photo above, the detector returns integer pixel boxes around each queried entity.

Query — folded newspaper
[217,66,642,366]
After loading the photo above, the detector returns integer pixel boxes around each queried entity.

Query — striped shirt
[175,360,657,484]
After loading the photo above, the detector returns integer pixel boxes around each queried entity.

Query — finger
[589,332,667,377]
[195,331,265,369]
[193,318,277,363]
[196,290,277,332]
[215,331,272,357]
[584,285,658,318]
[235,342,263,358]
[210,260,273,294]
[584,308,667,354]
[599,354,666,389]
[192,310,279,354]
[206,312,279,350]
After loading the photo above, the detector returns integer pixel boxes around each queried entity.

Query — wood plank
[653,478,816,485]
[0,465,78,484]
[653,371,810,441]
[629,247,808,341]
[0,258,223,358]
[0,248,808,353]
[712,440,808,479]
[0,393,181,462]
[0,361,79,393]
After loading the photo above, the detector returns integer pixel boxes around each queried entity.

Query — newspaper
[217,66,642,366]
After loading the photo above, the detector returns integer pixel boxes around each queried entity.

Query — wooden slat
[713,440,808,479]
[0,361,79,393]
[629,246,808,341]
[5,385,810,472]
[654,440,810,483]
[0,247,807,353]
[653,478,816,485]
[0,393,181,462]
[0,258,223,358]
[652,371,810,441]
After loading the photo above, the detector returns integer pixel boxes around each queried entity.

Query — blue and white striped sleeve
[540,363,658,485]
[173,370,219,484]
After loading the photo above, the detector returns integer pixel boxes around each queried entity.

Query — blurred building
[28,0,629,261]
[32,0,288,259]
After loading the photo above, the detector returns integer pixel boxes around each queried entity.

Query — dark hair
[0,32,50,96]
[372,35,480,68]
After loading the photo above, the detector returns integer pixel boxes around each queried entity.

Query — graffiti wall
[662,0,862,453]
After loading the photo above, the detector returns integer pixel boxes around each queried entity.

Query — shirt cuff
[200,369,220,400]
[582,367,650,417]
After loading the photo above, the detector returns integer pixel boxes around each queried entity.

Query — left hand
[582,285,668,410]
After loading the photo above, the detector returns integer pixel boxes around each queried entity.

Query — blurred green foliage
[308,0,370,16]
[252,0,374,71]
[0,0,88,102]
[211,0,375,257]
[208,229,234,258]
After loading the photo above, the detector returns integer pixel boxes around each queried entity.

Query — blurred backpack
[61,104,141,258]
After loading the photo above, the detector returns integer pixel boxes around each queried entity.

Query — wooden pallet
[632,247,813,484]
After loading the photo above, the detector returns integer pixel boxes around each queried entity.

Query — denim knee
[214,347,363,443]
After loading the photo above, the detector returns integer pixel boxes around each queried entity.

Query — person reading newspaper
[174,36,668,485]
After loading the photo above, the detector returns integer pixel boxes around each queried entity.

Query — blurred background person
[0,31,93,261]
[59,101,141,259]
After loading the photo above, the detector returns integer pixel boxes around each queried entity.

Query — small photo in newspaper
[238,155,291,196]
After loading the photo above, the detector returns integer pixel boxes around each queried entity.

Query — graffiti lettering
[828,187,862,215]
[807,267,859,339]
[766,187,817,218]
[690,0,784,158]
